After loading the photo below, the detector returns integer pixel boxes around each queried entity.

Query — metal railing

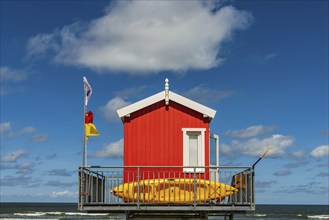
[78,166,254,210]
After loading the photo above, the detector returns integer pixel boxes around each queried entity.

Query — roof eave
[117,91,164,118]
[170,92,216,119]
[116,90,216,120]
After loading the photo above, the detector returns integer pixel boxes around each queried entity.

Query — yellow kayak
[111,178,237,203]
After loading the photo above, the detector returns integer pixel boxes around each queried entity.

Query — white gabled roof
[117,90,216,120]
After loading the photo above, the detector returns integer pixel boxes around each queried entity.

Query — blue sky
[0,1,328,204]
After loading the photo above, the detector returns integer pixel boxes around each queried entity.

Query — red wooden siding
[123,100,211,182]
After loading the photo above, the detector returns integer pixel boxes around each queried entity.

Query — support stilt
[224,213,234,220]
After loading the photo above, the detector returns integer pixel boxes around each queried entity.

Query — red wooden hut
[117,79,218,183]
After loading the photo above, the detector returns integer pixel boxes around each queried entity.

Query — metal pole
[82,81,87,167]
[79,167,83,207]
[85,142,88,167]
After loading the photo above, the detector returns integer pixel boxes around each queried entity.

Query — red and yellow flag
[85,111,99,140]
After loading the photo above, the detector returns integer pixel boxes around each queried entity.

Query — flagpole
[82,79,87,167]
[82,76,96,167]
[85,143,88,166]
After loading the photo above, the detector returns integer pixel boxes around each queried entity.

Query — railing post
[250,167,255,208]
[78,167,83,208]
[137,167,140,207]
[193,167,197,206]
[79,167,87,207]
[96,174,99,203]
[88,170,92,203]
[105,176,108,203]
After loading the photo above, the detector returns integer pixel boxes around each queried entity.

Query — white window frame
[182,128,206,173]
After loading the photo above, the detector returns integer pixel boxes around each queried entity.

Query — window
[182,128,206,173]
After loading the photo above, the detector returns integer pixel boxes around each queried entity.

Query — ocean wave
[2,219,60,220]
[308,215,329,219]
[64,212,109,216]
[13,211,109,217]
[44,212,63,215]
[14,212,47,216]
[254,214,267,217]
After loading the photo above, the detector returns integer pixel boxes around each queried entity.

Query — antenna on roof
[165,78,169,105]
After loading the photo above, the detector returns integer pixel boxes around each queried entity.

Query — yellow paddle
[252,146,272,168]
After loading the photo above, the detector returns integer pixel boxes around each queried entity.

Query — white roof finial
[165,78,169,105]
[165,78,169,89]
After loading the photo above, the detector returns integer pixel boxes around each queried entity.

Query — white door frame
[210,133,219,181]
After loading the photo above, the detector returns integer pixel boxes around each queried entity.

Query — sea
[0,203,328,220]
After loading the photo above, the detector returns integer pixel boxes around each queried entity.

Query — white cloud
[2,124,45,140]
[1,161,35,173]
[26,1,252,74]
[264,53,278,60]
[310,145,329,158]
[51,190,75,198]
[16,162,35,174]
[113,85,149,99]
[26,33,59,57]
[0,122,11,134]
[0,149,28,162]
[99,97,131,122]
[273,169,292,176]
[8,126,36,138]
[46,180,77,187]
[256,180,277,188]
[221,143,232,155]
[0,66,28,82]
[46,168,74,177]
[225,125,275,139]
[222,134,294,158]
[284,160,307,169]
[0,175,41,186]
[183,84,234,105]
[248,53,279,64]
[90,139,123,159]
[316,172,329,177]
[31,133,49,143]
[289,151,306,159]
[0,67,29,96]
[16,161,35,170]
